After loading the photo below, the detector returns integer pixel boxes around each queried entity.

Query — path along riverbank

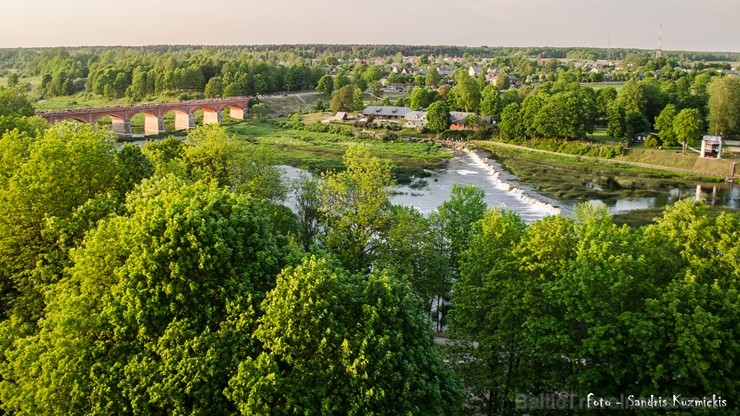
[437,139,739,181]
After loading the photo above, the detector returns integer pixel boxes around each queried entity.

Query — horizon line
[0,43,738,56]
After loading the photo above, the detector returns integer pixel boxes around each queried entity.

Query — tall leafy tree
[520,93,547,138]
[425,66,441,87]
[674,107,702,154]
[409,87,435,110]
[377,205,452,312]
[595,87,618,125]
[449,72,481,112]
[0,87,34,117]
[316,73,334,97]
[617,80,647,115]
[624,111,651,140]
[321,144,394,272]
[654,103,678,146]
[607,103,626,139]
[429,183,486,286]
[183,125,286,201]
[498,103,524,140]
[291,172,322,251]
[480,85,502,120]
[637,199,740,397]
[330,84,356,113]
[204,75,224,98]
[227,256,465,415]
[448,208,528,415]
[426,100,451,133]
[707,76,740,137]
[0,177,284,415]
[0,123,121,325]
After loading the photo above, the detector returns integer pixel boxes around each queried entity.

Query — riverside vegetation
[0,88,738,415]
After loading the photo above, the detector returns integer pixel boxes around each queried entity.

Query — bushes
[644,135,660,149]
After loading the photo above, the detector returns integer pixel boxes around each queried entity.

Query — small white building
[404,111,427,128]
[701,135,723,158]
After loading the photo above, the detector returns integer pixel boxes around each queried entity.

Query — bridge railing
[37,96,252,115]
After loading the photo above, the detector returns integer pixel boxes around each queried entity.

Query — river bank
[469,142,739,226]
[473,140,737,180]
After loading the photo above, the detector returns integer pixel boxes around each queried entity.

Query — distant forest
[1,44,739,69]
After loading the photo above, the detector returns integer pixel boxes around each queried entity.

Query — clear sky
[2,0,739,53]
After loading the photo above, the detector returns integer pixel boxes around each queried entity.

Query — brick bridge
[37,97,252,137]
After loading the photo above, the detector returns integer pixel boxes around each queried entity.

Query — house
[701,135,723,158]
[362,106,412,120]
[633,132,657,143]
[449,112,493,130]
[436,66,455,78]
[468,66,483,77]
[404,111,427,128]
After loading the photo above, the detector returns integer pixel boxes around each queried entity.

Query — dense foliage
[0,99,465,413]
[0,69,737,414]
[448,202,739,415]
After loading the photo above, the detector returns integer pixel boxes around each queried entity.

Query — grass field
[582,82,626,91]
[587,127,615,142]
[224,121,451,182]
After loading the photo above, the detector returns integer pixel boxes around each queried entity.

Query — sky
[2,0,739,53]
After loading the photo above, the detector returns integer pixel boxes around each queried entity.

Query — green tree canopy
[674,107,703,154]
[707,76,740,137]
[617,80,647,115]
[0,123,122,324]
[449,72,481,112]
[409,87,436,110]
[654,103,678,146]
[317,74,335,97]
[607,103,626,139]
[426,100,451,133]
[321,144,394,272]
[625,111,651,140]
[498,103,523,140]
[376,205,452,312]
[227,255,465,415]
[0,177,284,414]
[330,84,356,113]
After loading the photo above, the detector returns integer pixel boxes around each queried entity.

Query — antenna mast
[656,24,663,59]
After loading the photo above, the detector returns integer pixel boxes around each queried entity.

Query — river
[282,149,740,223]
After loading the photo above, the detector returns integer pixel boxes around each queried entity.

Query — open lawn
[224,121,451,182]
[581,82,625,91]
[587,127,617,142]
[258,92,324,115]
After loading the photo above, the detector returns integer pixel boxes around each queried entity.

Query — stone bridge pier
[203,108,223,124]
[111,117,132,136]
[175,112,196,131]
[145,115,165,136]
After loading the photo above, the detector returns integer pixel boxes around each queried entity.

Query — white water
[387,150,566,223]
[464,149,562,218]
[283,150,565,223]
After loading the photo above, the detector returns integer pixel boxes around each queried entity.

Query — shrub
[644,136,660,149]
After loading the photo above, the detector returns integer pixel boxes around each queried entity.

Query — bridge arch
[37,96,252,137]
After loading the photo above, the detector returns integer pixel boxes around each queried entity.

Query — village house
[449,112,493,130]
[362,106,413,120]
[402,109,492,130]
[404,111,427,128]
[468,65,483,77]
